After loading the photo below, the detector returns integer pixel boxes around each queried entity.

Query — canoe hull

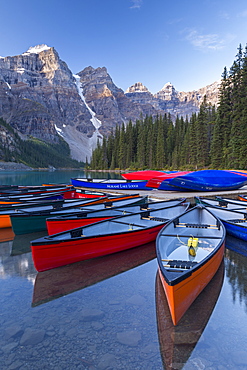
[9,198,108,235]
[156,261,224,370]
[0,215,12,228]
[156,205,225,325]
[121,170,165,180]
[169,170,247,192]
[46,216,113,234]
[146,171,191,189]
[238,195,247,202]
[32,224,165,272]
[221,220,247,241]
[158,241,224,325]
[203,206,247,242]
[46,198,186,235]
[71,178,149,190]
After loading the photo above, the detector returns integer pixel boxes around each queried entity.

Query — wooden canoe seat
[218,200,228,207]
[140,211,168,222]
[229,218,247,223]
[104,201,113,207]
[185,223,211,228]
[160,233,222,239]
[148,216,168,222]
[70,228,83,238]
[140,204,150,210]
[173,218,221,229]
[52,204,62,210]
[162,259,198,270]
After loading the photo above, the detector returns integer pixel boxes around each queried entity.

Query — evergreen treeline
[90,44,247,171]
[0,118,83,168]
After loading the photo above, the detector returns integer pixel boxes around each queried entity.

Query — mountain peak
[125,82,150,93]
[23,44,52,55]
[161,82,174,91]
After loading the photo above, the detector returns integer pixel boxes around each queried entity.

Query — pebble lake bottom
[0,170,247,369]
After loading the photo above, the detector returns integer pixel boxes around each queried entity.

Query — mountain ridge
[0,45,220,162]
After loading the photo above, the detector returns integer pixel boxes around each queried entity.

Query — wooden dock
[78,185,247,206]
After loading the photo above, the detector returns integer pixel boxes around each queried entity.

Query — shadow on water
[155,261,225,370]
[11,231,48,256]
[32,241,157,307]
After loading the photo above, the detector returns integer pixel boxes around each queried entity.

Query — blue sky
[1,0,247,93]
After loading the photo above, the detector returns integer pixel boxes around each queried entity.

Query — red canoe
[121,170,166,180]
[31,202,189,272]
[146,171,192,188]
[46,198,186,235]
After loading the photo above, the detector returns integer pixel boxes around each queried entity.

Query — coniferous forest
[0,117,82,168]
[90,44,247,171]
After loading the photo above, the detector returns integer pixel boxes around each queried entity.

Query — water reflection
[32,241,157,307]
[0,170,122,186]
[225,234,247,258]
[0,168,247,369]
[225,236,247,310]
[0,241,37,280]
[155,262,224,370]
[0,227,15,243]
[11,231,47,256]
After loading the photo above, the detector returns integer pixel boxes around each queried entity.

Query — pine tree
[210,67,232,168]
[195,96,210,168]
[118,124,126,169]
[238,44,247,168]
[227,44,243,168]
[155,115,166,168]
[136,119,146,168]
[125,120,134,168]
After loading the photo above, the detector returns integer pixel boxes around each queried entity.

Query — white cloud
[130,0,142,9]
[183,28,235,52]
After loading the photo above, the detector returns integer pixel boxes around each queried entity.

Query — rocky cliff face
[125,80,220,118]
[0,45,220,162]
[0,45,94,162]
[77,67,158,135]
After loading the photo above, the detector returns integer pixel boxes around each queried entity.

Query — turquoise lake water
[0,170,247,369]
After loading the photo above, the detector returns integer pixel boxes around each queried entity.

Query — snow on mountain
[74,74,102,130]
[23,44,51,55]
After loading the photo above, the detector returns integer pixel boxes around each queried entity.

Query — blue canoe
[204,205,247,241]
[71,178,151,190]
[158,181,188,191]
[162,170,247,192]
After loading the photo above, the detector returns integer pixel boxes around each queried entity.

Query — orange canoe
[155,261,224,369]
[156,205,225,325]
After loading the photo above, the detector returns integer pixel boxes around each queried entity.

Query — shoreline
[0,162,32,171]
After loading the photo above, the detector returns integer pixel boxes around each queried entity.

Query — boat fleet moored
[1,178,247,326]
[77,169,247,192]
